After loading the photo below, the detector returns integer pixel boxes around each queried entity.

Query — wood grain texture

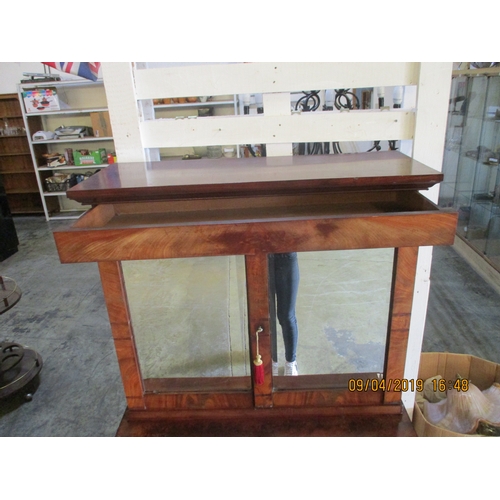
[116,404,413,437]
[272,387,383,407]
[143,392,254,411]
[66,151,443,205]
[98,261,145,408]
[55,212,457,263]
[245,254,273,408]
[384,247,419,404]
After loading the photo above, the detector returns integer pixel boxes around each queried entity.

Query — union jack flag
[42,62,101,81]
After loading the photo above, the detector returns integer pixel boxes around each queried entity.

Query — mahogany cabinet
[53,151,457,429]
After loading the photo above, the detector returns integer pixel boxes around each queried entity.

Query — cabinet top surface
[67,151,443,204]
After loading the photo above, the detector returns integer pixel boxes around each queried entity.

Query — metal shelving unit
[17,80,115,221]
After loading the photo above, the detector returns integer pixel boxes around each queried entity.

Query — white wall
[0,62,47,94]
[0,62,101,94]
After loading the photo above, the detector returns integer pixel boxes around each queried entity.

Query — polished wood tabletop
[67,151,443,205]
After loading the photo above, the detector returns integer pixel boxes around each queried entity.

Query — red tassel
[253,354,264,385]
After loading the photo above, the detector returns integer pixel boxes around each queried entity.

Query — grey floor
[1,216,500,437]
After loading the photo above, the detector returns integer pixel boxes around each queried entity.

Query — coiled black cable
[334,89,360,110]
[295,90,321,112]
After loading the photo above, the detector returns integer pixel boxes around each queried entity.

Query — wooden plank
[72,204,115,229]
[402,63,452,416]
[100,62,147,163]
[143,392,254,411]
[140,109,415,148]
[98,261,145,409]
[263,92,293,157]
[144,376,251,393]
[245,254,273,408]
[272,387,383,407]
[55,212,457,263]
[134,62,420,98]
[384,247,419,404]
[116,404,415,437]
[65,151,443,205]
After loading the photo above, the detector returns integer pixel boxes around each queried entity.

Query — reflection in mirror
[122,256,248,379]
[270,249,394,376]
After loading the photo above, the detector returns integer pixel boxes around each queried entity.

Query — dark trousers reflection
[268,252,299,364]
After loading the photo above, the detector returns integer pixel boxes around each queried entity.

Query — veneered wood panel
[55,212,457,264]
[245,254,273,408]
[66,152,443,205]
[98,261,144,408]
[271,388,384,408]
[384,247,419,404]
[143,392,254,411]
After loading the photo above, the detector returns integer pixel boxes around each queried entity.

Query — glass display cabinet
[53,151,457,435]
[439,74,500,271]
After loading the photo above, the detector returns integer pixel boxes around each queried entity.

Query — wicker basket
[45,174,77,192]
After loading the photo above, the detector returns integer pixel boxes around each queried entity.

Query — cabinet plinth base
[116,404,416,437]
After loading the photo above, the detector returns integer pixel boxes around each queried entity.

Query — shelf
[440,73,500,270]
[25,106,108,117]
[20,79,105,90]
[5,188,39,194]
[0,170,33,175]
[0,152,31,157]
[0,93,43,216]
[48,210,86,220]
[154,100,235,110]
[32,136,113,145]
[18,78,115,220]
[38,164,109,172]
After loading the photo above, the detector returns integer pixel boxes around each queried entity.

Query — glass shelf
[439,73,500,271]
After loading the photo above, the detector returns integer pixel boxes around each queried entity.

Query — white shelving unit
[17,79,115,220]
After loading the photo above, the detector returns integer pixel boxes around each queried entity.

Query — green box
[73,148,107,166]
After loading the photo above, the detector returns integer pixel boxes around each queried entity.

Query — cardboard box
[73,148,107,166]
[90,111,113,138]
[23,88,61,114]
[413,352,500,437]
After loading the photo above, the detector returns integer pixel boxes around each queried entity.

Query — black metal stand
[0,277,43,402]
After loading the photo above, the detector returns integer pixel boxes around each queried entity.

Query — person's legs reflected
[269,252,299,375]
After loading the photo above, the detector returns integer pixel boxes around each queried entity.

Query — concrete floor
[1,216,500,436]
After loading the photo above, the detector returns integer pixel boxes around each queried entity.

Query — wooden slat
[143,392,254,411]
[65,152,443,205]
[140,109,415,148]
[98,261,145,409]
[384,247,419,404]
[245,254,273,408]
[272,387,383,407]
[55,212,457,263]
[134,62,420,99]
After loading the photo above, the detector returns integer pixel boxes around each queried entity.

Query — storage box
[90,111,113,138]
[413,352,500,437]
[73,149,107,166]
[23,88,61,114]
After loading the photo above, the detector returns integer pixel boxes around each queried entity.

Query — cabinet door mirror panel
[122,256,249,379]
[270,249,392,376]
